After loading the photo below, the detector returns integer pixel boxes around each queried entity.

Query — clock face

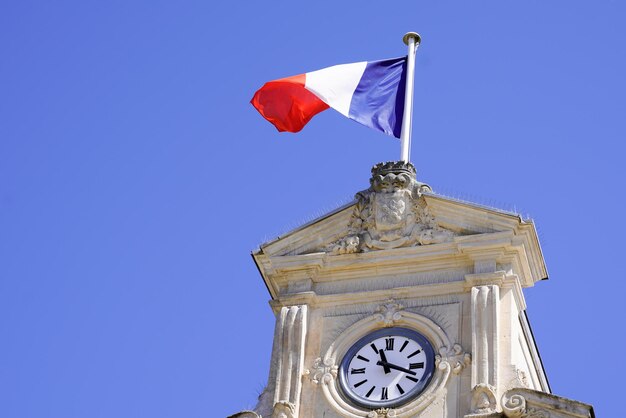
[338,327,435,408]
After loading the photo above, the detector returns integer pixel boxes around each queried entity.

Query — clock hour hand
[375,360,417,376]
[378,349,391,374]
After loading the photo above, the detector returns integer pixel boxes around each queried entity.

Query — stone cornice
[254,230,545,301]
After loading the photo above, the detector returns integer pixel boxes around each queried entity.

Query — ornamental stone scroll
[501,388,593,418]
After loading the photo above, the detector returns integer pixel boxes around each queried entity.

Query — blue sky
[1,1,624,417]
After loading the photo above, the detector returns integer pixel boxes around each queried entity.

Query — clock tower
[230,161,594,418]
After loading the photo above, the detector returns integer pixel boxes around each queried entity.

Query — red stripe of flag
[250,74,329,133]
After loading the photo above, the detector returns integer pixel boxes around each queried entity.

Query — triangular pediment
[253,162,547,300]
[255,192,534,258]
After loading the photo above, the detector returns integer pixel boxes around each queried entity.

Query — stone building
[230,162,594,418]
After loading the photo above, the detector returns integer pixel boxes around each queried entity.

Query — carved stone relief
[305,357,337,385]
[436,344,471,375]
[324,162,454,254]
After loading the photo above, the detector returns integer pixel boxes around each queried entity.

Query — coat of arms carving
[328,162,454,254]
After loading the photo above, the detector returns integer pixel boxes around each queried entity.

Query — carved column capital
[469,383,498,415]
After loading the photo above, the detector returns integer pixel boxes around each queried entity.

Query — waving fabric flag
[250,57,407,138]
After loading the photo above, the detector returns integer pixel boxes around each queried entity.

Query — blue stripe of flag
[348,57,407,138]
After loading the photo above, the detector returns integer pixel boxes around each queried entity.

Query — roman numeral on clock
[381,387,388,400]
[385,338,394,351]
[409,362,424,369]
[350,368,366,374]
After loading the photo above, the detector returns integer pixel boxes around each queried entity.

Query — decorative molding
[374,299,404,326]
[435,344,471,375]
[304,357,337,385]
[321,162,454,254]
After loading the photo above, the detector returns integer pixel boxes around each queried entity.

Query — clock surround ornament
[304,302,471,417]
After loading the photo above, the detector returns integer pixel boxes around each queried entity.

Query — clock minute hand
[375,360,417,376]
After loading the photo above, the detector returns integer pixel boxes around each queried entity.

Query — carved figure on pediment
[327,162,454,254]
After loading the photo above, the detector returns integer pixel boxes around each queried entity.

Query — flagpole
[400,32,421,163]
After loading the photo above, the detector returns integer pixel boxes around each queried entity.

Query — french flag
[251,57,407,138]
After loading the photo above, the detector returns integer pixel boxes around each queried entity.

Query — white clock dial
[339,328,435,408]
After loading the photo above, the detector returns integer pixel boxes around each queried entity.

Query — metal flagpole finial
[402,32,421,46]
